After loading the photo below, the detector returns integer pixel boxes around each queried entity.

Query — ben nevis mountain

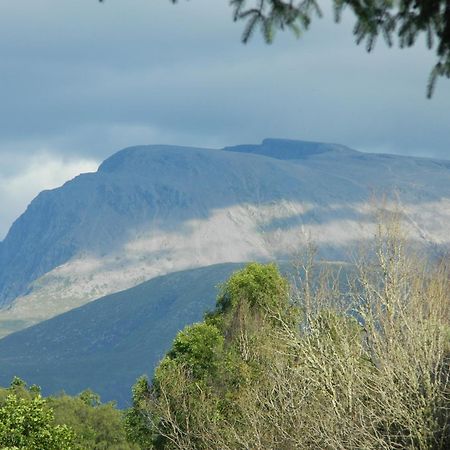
[0,138,449,404]
[1,139,450,330]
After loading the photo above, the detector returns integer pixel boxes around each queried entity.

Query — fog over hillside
[0,138,449,334]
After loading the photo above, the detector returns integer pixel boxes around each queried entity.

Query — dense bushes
[0,379,76,450]
[49,391,138,449]
[0,380,137,450]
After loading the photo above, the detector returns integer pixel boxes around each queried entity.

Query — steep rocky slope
[0,139,449,333]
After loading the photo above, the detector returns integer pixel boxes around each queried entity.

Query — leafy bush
[0,379,137,450]
[0,393,75,450]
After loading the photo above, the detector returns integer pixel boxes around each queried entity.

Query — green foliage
[0,378,136,450]
[217,262,289,313]
[0,394,75,450]
[126,263,296,448]
[78,389,101,407]
[0,377,39,406]
[231,0,320,43]
[124,376,154,450]
[231,0,450,96]
[49,393,137,450]
[10,376,27,389]
[164,323,224,379]
[212,262,296,338]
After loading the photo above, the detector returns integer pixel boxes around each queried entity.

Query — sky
[0,0,449,239]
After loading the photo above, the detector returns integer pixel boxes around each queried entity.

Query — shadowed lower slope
[0,263,243,407]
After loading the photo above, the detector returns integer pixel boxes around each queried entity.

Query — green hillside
[0,263,243,407]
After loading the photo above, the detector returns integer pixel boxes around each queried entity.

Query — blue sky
[0,0,449,239]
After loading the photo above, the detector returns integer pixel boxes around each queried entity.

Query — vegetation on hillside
[125,217,450,449]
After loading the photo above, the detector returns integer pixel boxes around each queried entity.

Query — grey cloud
[0,0,449,163]
[1,0,449,238]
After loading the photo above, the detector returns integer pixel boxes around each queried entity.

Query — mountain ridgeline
[0,138,449,327]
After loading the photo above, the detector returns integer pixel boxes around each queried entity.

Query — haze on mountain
[0,138,449,337]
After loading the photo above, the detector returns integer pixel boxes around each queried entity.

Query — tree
[125,262,296,449]
[49,391,139,450]
[0,379,137,450]
[0,394,76,450]
[125,225,449,449]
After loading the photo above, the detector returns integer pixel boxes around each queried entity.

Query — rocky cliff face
[0,139,449,317]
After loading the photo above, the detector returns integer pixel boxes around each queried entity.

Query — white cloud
[0,152,98,240]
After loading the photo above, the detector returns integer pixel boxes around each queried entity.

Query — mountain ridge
[224,138,359,160]
[0,139,449,330]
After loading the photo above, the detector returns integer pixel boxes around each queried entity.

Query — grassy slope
[0,263,243,407]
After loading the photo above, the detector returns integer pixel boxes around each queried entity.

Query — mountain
[0,139,449,335]
[0,263,243,407]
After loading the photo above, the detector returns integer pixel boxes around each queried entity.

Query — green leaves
[125,249,450,449]
[100,0,450,95]
[217,262,289,313]
[0,394,76,450]
[78,389,101,407]
[125,263,298,448]
[0,380,137,450]
[166,323,224,379]
[49,393,137,449]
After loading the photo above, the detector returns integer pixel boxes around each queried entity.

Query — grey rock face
[0,139,449,309]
